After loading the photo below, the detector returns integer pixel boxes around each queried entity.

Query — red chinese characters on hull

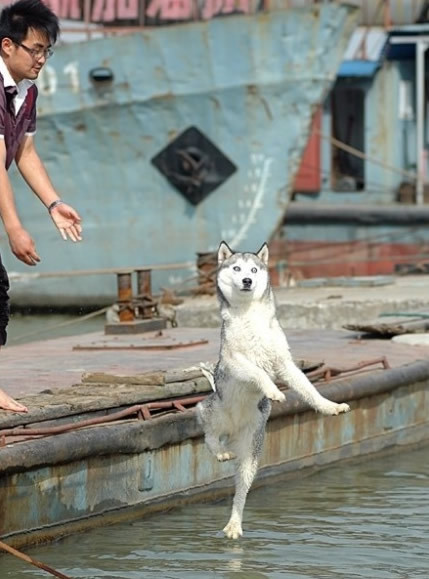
[0,0,254,25]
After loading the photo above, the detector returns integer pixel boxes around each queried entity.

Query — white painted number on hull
[63,62,80,93]
[37,62,80,96]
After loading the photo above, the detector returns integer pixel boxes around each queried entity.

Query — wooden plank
[81,371,166,385]
[73,339,209,351]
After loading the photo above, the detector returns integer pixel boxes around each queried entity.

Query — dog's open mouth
[241,286,252,292]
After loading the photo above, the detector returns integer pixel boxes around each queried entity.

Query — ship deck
[2,325,429,401]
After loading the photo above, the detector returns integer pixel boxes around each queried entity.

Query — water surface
[1,445,428,578]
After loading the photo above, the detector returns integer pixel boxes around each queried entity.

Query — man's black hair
[0,0,60,45]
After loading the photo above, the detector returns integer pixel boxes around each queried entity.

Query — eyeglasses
[14,42,53,60]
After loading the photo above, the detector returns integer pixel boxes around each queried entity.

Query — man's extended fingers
[67,224,82,241]
[67,229,78,242]
[25,254,39,266]
[29,249,40,262]
[72,224,83,240]
[59,226,82,242]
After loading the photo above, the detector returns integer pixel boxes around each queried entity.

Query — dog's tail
[200,362,216,392]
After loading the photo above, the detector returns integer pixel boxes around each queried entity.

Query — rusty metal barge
[1,326,429,548]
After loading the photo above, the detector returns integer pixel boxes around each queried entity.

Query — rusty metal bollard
[135,268,156,319]
[105,269,167,334]
[116,271,134,322]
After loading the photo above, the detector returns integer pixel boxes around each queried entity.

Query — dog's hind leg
[223,400,270,539]
[223,452,259,540]
[206,431,236,462]
[196,399,236,461]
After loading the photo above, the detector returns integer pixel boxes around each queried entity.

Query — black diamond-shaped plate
[151,126,237,205]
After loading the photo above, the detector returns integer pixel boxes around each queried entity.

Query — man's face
[2,27,51,83]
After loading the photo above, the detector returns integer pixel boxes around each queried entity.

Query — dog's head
[216,241,270,303]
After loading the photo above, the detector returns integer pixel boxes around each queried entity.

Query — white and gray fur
[196,241,350,540]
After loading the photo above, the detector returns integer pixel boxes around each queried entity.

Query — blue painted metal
[0,5,359,306]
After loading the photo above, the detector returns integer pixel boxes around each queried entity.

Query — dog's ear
[218,241,233,264]
[256,242,269,265]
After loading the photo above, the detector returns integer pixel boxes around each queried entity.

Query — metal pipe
[283,202,429,224]
[83,0,91,41]
[416,40,427,205]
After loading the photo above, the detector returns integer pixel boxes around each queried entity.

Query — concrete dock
[176,274,429,329]
[1,325,429,403]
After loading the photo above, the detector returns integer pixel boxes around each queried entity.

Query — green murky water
[1,445,428,578]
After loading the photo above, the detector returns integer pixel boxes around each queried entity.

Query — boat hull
[0,6,358,306]
[1,361,429,547]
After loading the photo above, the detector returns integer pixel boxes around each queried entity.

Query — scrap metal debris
[73,331,209,351]
[343,310,429,336]
[305,356,390,382]
[0,395,206,445]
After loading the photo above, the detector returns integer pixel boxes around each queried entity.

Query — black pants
[0,251,10,346]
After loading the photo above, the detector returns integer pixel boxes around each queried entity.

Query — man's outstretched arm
[0,138,40,265]
[15,135,82,242]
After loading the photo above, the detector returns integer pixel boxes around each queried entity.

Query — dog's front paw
[216,452,236,462]
[223,519,243,540]
[334,402,350,415]
[320,401,350,415]
[267,389,286,403]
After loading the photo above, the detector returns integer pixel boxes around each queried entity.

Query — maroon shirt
[0,72,38,341]
[0,72,37,170]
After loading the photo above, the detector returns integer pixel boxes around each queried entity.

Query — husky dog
[196,241,350,540]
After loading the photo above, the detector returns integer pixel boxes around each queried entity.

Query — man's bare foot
[0,389,28,413]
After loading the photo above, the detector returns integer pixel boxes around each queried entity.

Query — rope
[317,131,417,181]
[9,306,109,343]
[8,261,195,281]
[0,540,70,579]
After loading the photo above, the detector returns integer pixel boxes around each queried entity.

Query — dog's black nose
[242,277,252,286]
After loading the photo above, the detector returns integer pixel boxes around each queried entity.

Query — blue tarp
[337,60,381,77]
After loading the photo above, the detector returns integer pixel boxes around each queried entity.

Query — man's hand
[8,227,41,266]
[50,203,82,242]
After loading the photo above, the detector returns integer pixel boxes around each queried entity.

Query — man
[0,0,82,412]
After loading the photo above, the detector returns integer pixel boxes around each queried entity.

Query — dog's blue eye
[233,266,241,272]
[251,267,257,273]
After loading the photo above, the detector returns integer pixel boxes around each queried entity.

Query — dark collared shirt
[0,67,38,340]
[0,72,37,170]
